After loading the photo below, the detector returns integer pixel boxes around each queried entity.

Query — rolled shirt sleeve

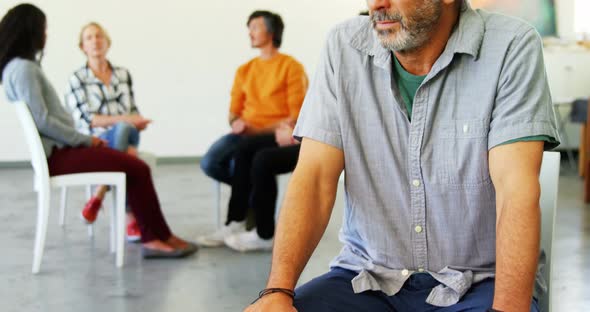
[293,30,343,150]
[488,27,560,150]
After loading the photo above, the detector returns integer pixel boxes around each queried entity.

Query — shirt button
[415,225,423,233]
[401,269,409,276]
[418,268,425,273]
[412,180,421,187]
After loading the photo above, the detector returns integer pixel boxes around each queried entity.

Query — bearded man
[245,0,559,311]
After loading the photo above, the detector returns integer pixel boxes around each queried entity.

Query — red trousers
[47,146,172,243]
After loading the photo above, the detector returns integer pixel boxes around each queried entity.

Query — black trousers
[226,134,300,239]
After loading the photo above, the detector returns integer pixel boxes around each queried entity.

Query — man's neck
[395,4,460,76]
[87,57,110,73]
[259,44,279,60]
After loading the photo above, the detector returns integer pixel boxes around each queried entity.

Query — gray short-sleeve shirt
[294,1,559,307]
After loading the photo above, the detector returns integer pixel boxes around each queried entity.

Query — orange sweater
[229,53,308,129]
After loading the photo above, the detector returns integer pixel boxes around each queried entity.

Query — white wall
[0,0,582,161]
[0,0,365,161]
[555,0,575,39]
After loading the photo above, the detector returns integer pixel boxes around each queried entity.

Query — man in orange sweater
[198,11,307,248]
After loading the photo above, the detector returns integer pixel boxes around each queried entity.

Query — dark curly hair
[247,10,284,48]
[0,4,46,83]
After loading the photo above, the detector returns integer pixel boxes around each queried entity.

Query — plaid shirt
[64,63,139,136]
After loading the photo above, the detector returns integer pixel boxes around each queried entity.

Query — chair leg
[215,181,221,228]
[108,192,116,254]
[85,185,94,237]
[115,183,126,268]
[580,125,586,177]
[59,187,67,226]
[585,99,590,201]
[32,187,51,274]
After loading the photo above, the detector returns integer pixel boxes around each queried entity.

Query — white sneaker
[195,221,246,247]
[224,229,273,252]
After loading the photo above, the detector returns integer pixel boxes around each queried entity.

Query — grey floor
[0,161,588,312]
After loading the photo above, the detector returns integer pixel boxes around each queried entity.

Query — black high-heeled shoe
[141,247,187,259]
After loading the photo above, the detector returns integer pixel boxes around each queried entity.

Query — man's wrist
[252,288,295,305]
[262,290,295,301]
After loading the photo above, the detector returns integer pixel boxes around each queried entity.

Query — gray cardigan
[3,58,92,157]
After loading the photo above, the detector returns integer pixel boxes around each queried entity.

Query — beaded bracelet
[251,288,296,304]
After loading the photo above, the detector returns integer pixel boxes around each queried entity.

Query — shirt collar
[84,61,116,84]
[445,0,484,59]
[349,18,391,69]
[349,0,484,69]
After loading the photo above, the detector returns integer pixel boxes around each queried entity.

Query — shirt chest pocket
[432,119,491,187]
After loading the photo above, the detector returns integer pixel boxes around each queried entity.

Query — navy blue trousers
[294,268,539,312]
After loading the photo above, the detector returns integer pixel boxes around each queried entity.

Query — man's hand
[275,123,295,146]
[244,293,297,312]
[91,136,108,147]
[231,118,247,134]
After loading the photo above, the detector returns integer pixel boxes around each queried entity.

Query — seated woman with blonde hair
[65,22,151,241]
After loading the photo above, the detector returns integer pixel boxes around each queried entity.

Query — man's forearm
[266,167,338,290]
[493,194,541,311]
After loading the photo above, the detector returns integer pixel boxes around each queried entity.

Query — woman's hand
[126,115,152,130]
[91,136,108,147]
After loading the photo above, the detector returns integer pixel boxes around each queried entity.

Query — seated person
[246,0,560,311]
[0,4,196,259]
[198,10,307,246]
[64,22,151,241]
[200,10,307,184]
[201,122,301,251]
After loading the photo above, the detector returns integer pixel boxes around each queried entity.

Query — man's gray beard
[377,28,428,52]
[373,1,442,52]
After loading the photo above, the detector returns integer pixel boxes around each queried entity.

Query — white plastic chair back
[12,101,50,191]
[12,101,126,273]
[539,151,560,312]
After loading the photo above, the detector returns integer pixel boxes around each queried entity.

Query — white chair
[214,180,222,228]
[538,151,560,312]
[12,101,126,274]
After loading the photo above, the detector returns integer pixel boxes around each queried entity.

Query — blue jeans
[293,268,540,312]
[99,122,140,152]
[200,133,243,184]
